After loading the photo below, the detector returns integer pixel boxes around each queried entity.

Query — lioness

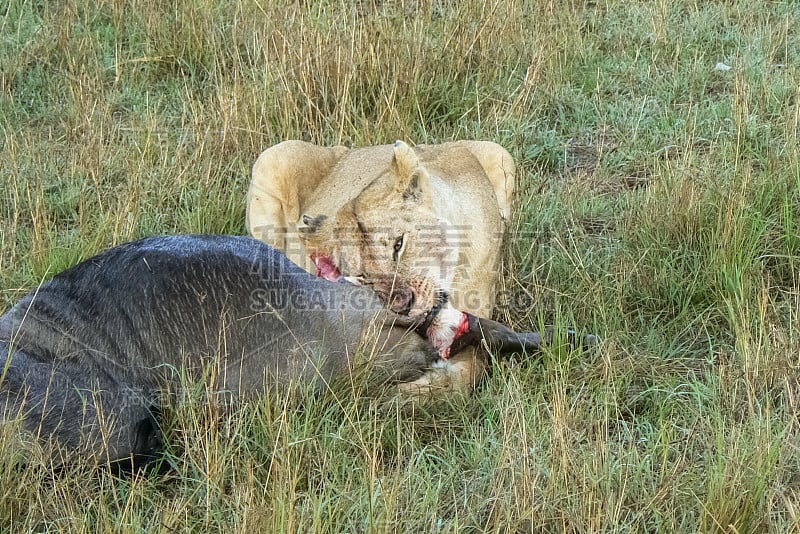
[0,235,553,468]
[247,140,515,391]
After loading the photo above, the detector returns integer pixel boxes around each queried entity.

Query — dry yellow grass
[1,0,800,531]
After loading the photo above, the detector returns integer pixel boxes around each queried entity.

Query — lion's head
[299,141,458,319]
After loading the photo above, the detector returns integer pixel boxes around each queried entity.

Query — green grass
[2,0,800,531]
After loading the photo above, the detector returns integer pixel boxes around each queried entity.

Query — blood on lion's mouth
[310,253,341,281]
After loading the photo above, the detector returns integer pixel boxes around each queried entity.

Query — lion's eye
[392,235,405,262]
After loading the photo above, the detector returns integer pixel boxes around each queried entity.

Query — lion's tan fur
[247,140,515,391]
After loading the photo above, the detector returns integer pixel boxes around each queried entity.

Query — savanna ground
[1,0,799,531]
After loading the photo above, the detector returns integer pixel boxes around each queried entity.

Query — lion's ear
[391,140,431,204]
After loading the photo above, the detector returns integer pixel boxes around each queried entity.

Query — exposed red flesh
[426,309,470,360]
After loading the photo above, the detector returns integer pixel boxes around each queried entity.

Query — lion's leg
[247,141,347,270]
[397,347,487,396]
[457,141,516,221]
[246,186,299,263]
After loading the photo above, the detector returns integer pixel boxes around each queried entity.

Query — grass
[2,0,800,531]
